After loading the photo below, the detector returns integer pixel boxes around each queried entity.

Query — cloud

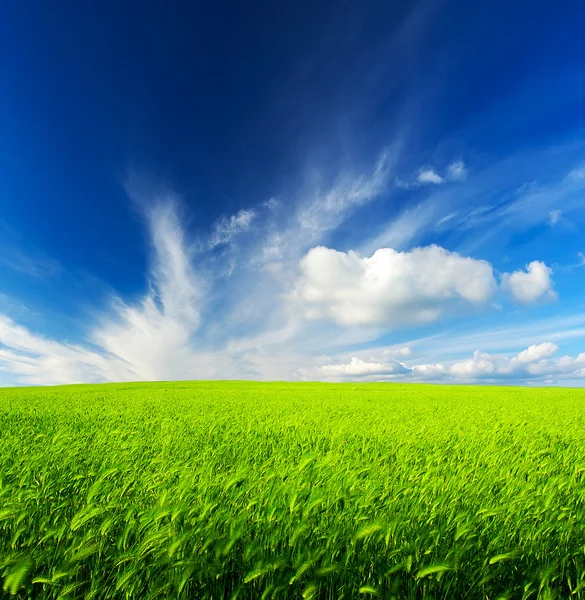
[415,342,585,382]
[548,209,562,226]
[446,159,467,181]
[251,147,396,271]
[302,356,408,379]
[299,341,585,384]
[359,203,438,255]
[0,199,234,384]
[296,150,394,233]
[382,346,412,358]
[501,261,557,304]
[210,209,256,248]
[0,315,133,385]
[0,222,61,278]
[411,363,447,377]
[566,166,585,181]
[516,342,558,363]
[294,244,497,327]
[414,160,466,186]
[417,168,444,184]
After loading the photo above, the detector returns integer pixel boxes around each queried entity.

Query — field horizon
[1,380,578,391]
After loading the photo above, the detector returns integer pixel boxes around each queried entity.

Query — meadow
[1,381,585,599]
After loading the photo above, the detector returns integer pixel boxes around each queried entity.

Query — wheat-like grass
[0,381,584,598]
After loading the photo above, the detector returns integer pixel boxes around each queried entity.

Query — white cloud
[417,168,444,185]
[300,356,408,379]
[0,315,134,385]
[516,342,558,363]
[415,342,585,382]
[252,148,396,270]
[448,351,497,377]
[549,209,562,226]
[382,346,412,358]
[411,363,447,377]
[0,200,236,384]
[446,159,467,181]
[297,150,393,232]
[296,341,585,383]
[210,209,256,248]
[501,261,557,304]
[405,159,466,188]
[294,244,497,327]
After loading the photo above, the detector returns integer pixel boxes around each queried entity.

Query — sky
[1,0,585,386]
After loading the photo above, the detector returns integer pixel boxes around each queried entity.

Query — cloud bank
[306,343,585,383]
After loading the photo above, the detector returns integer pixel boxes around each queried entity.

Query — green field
[1,382,585,599]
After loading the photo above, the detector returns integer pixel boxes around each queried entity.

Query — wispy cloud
[415,160,466,186]
[417,168,444,184]
[0,223,61,278]
[296,149,394,233]
[549,209,562,226]
[446,159,467,181]
[0,198,227,384]
[209,209,256,248]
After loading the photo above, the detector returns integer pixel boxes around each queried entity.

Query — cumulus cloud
[415,342,585,382]
[516,342,558,363]
[417,168,444,185]
[411,363,447,378]
[300,342,585,383]
[210,209,256,248]
[501,261,557,304]
[294,244,497,327]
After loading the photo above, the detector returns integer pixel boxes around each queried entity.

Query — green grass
[1,381,585,599]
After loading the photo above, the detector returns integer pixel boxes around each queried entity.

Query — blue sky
[1,0,585,385]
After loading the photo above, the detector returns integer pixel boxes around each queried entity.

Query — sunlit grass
[1,381,585,598]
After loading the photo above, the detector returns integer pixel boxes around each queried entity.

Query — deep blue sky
[1,0,585,385]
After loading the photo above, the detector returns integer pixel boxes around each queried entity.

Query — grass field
[1,381,585,599]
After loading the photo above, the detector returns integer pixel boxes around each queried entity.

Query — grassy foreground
[1,382,585,599]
